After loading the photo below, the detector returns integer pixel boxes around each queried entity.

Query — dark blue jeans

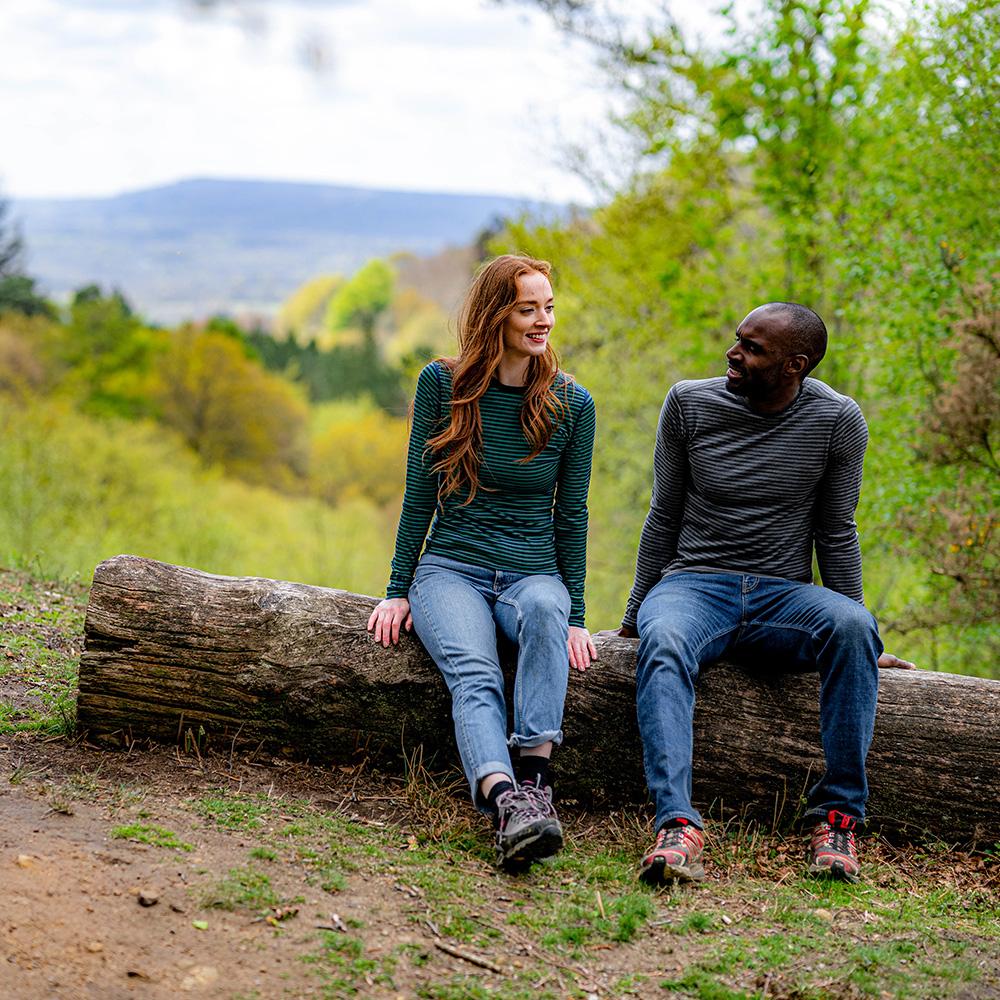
[635,571,882,831]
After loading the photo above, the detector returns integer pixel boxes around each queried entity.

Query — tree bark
[78,555,1000,844]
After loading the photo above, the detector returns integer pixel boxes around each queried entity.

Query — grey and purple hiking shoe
[494,784,563,871]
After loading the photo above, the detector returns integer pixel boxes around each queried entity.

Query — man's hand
[568,626,598,672]
[878,651,915,669]
[367,598,412,647]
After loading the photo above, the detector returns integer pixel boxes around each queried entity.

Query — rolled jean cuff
[508,729,563,749]
[472,760,515,789]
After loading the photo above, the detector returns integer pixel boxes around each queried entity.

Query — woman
[367,253,597,870]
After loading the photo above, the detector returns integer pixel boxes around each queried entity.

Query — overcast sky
[1,0,674,203]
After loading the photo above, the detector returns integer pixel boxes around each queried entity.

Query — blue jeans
[636,571,882,831]
[408,553,571,801]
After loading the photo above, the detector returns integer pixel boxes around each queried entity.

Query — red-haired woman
[367,254,597,870]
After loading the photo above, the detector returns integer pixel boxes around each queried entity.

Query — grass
[111,822,194,851]
[0,571,83,736]
[200,865,282,911]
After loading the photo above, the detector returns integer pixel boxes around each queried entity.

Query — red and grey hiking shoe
[807,810,861,883]
[638,819,706,885]
[495,785,563,871]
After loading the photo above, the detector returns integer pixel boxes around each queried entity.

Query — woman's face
[501,270,554,363]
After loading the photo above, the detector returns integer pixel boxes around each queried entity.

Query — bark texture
[78,555,1000,843]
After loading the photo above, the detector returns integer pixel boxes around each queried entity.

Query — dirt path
[0,739,458,999]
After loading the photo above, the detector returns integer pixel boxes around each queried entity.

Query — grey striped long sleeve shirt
[622,376,868,630]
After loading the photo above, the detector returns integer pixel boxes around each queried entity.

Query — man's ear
[785,354,809,377]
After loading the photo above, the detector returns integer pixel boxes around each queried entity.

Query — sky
[0,0,706,205]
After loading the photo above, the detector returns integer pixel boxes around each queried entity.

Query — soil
[0,738,424,999]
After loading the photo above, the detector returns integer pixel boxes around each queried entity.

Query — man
[619,302,913,886]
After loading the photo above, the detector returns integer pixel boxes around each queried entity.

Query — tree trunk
[78,555,1000,844]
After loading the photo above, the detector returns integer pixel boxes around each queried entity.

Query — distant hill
[13,178,559,325]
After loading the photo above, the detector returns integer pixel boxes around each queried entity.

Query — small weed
[660,969,755,998]
[201,865,280,911]
[191,792,273,830]
[111,823,194,851]
[302,930,394,995]
[673,912,715,935]
[249,846,278,861]
[8,763,47,785]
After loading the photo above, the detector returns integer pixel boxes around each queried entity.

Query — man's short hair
[762,302,828,375]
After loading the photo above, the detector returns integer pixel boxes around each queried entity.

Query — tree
[0,195,24,277]
[0,192,54,318]
[155,327,309,488]
[57,285,162,417]
[324,258,395,348]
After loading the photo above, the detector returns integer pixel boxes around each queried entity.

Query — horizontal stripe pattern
[623,376,868,629]
[388,361,596,626]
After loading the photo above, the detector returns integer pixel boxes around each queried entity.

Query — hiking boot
[638,819,705,885]
[807,810,861,883]
[494,785,563,871]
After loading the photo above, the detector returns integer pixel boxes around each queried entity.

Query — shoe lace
[655,825,690,850]
[817,823,856,857]
[496,787,547,825]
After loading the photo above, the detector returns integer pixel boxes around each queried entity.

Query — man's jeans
[636,571,883,832]
[409,554,570,801]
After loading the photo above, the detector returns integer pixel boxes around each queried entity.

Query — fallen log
[78,555,1000,844]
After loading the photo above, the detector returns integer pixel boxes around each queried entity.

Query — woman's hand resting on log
[368,598,598,671]
[367,598,413,647]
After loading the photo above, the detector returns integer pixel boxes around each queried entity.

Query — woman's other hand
[367,598,413,647]
[567,626,598,672]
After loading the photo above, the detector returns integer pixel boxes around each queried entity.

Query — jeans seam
[692,625,739,660]
[410,583,476,776]
[496,594,523,727]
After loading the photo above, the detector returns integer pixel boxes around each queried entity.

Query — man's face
[724,312,792,400]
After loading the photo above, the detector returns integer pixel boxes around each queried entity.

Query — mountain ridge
[13,178,561,325]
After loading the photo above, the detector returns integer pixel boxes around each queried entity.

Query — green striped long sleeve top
[386,361,596,626]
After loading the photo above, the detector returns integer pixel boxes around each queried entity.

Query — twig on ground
[433,939,504,975]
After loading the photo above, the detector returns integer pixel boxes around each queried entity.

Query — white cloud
[0,0,620,202]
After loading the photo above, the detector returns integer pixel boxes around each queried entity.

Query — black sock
[514,755,551,791]
[482,780,515,818]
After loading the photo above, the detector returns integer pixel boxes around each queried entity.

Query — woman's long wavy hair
[427,254,569,504]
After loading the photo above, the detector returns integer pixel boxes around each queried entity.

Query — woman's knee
[513,577,571,621]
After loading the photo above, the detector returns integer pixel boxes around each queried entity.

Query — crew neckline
[490,378,527,393]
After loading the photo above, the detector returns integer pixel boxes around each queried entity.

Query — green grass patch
[200,865,281,912]
[110,822,194,851]
[190,792,275,830]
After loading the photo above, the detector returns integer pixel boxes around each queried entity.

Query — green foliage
[154,326,309,487]
[245,329,409,413]
[275,273,343,342]
[311,399,407,506]
[0,396,395,595]
[325,257,395,343]
[0,275,56,319]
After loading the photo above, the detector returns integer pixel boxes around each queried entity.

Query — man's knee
[825,599,880,648]
[636,617,700,680]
